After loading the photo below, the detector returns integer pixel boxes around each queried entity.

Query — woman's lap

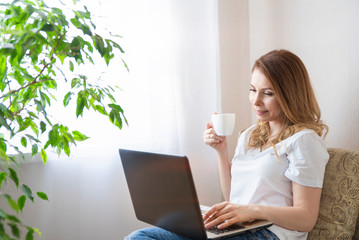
[125,226,279,240]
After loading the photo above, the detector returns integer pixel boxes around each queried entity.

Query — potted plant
[0,0,127,238]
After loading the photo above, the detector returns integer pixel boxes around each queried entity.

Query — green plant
[0,0,127,238]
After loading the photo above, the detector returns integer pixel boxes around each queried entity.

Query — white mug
[211,113,235,136]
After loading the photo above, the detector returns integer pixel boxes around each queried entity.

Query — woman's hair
[248,49,328,150]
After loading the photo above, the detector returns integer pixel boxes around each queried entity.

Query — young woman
[126,49,329,240]
[202,49,328,240]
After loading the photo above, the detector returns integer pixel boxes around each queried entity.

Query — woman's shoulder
[285,128,324,145]
[284,128,328,158]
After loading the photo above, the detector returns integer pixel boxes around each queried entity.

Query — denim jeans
[125,226,279,240]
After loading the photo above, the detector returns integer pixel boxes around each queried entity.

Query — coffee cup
[211,113,235,136]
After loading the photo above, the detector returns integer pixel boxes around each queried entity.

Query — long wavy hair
[248,49,328,150]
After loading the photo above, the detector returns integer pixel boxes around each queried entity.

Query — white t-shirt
[229,125,329,240]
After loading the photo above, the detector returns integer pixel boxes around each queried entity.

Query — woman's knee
[125,229,148,240]
[125,227,191,240]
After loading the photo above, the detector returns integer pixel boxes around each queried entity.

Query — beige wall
[218,0,252,157]
[219,0,359,152]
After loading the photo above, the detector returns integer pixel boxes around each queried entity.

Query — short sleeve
[284,132,329,188]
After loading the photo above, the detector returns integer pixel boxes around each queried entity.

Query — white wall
[248,0,359,151]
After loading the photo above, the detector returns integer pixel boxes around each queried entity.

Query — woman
[126,49,329,240]
[203,49,328,240]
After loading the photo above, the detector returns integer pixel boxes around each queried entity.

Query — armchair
[308,148,359,240]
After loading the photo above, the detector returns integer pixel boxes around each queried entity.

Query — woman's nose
[252,93,262,106]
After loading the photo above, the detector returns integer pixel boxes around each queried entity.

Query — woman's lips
[256,110,268,116]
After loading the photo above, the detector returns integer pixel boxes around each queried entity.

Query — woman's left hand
[202,201,255,229]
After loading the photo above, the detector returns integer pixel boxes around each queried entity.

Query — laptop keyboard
[206,223,244,235]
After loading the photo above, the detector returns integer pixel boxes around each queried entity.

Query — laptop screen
[119,149,207,240]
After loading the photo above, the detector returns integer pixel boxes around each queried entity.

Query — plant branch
[0,33,66,100]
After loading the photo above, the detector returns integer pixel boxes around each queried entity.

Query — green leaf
[0,172,7,188]
[4,194,19,213]
[70,36,83,63]
[30,120,39,138]
[25,134,40,143]
[17,195,26,212]
[18,117,32,132]
[0,107,11,131]
[8,223,20,238]
[60,135,71,156]
[7,214,20,223]
[61,131,75,144]
[0,43,15,55]
[108,103,124,113]
[0,55,7,90]
[72,131,89,141]
[40,149,47,165]
[34,227,42,237]
[71,78,81,88]
[48,126,60,147]
[8,168,19,188]
[24,4,35,15]
[0,209,7,219]
[37,192,49,201]
[25,228,34,240]
[0,144,9,163]
[69,61,74,72]
[40,121,46,133]
[93,34,105,56]
[109,109,122,129]
[109,39,125,53]
[21,136,27,147]
[63,92,73,106]
[95,105,107,115]
[40,91,51,107]
[0,138,7,152]
[76,92,87,117]
[31,144,38,156]
[35,99,45,112]
[70,17,81,28]
[121,58,129,72]
[21,36,35,52]
[21,184,34,202]
[41,23,55,32]
[74,8,90,19]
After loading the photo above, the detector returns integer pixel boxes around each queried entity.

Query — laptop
[119,149,273,240]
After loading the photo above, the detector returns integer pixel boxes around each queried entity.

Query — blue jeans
[125,226,279,240]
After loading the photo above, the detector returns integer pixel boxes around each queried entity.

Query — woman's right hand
[203,121,227,152]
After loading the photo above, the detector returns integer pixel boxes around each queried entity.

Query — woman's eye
[264,92,274,96]
[249,89,256,92]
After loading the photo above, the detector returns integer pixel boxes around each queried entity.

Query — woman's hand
[202,201,255,229]
[203,120,227,152]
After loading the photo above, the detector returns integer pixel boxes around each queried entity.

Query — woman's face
[249,69,282,126]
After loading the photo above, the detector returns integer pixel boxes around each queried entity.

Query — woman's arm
[203,182,322,232]
[215,147,231,201]
[203,121,232,200]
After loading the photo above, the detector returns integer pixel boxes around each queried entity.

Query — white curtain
[65,0,223,203]
[11,0,223,239]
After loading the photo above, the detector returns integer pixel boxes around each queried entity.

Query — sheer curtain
[13,0,223,239]
[67,0,223,203]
